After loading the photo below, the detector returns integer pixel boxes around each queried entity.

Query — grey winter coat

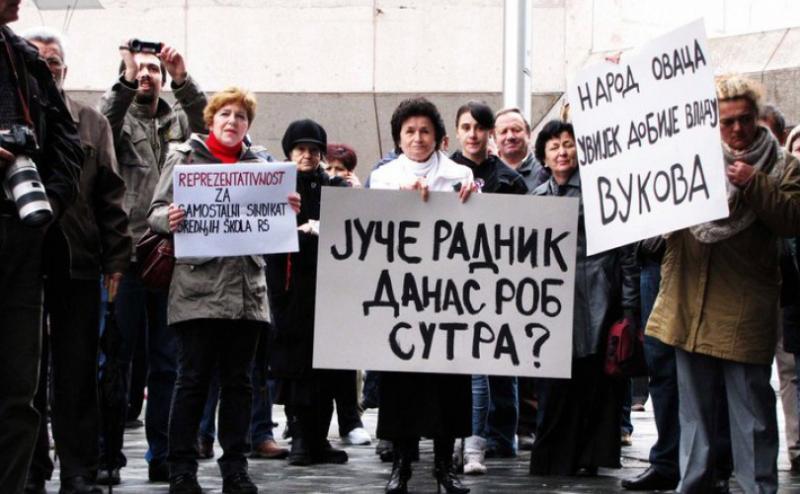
[532,171,640,358]
[147,135,270,326]
[99,75,206,256]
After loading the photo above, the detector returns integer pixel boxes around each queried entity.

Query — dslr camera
[128,39,163,54]
[1,125,53,227]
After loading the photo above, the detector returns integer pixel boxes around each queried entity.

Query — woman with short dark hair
[370,97,474,494]
[528,119,639,477]
[324,143,361,187]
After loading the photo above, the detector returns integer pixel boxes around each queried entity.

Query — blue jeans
[471,375,518,456]
[104,267,176,467]
[621,379,633,435]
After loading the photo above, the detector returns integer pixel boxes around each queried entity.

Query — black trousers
[29,278,101,481]
[0,216,45,493]
[332,370,363,436]
[168,319,261,478]
[289,369,352,450]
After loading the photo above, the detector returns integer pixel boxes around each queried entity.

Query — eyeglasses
[45,57,64,69]
[720,113,755,128]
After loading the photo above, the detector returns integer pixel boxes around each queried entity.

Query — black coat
[450,151,528,195]
[1,27,83,278]
[782,238,800,353]
[532,173,640,358]
[266,167,347,379]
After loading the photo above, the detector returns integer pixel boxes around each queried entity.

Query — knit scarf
[206,132,242,164]
[394,150,440,180]
[690,126,787,243]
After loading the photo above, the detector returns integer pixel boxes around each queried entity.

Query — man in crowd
[21,27,131,494]
[0,1,83,492]
[97,37,206,485]
[759,103,800,474]
[761,104,788,146]
[491,107,546,450]
[494,107,548,192]
[647,75,800,494]
[450,100,526,474]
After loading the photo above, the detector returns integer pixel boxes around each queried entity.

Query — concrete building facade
[16,0,800,176]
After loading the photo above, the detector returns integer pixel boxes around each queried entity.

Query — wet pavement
[40,399,800,493]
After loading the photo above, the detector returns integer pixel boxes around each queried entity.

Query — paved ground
[41,399,800,493]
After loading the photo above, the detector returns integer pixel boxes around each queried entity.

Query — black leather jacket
[1,26,82,217]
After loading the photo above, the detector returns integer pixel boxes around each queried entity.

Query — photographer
[97,37,206,485]
[22,27,131,494]
[0,2,83,493]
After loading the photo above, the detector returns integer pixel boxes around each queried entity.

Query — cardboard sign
[173,162,298,258]
[313,188,579,378]
[567,19,729,255]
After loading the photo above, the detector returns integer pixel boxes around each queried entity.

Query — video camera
[128,39,163,54]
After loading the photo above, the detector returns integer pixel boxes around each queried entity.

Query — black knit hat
[281,119,327,158]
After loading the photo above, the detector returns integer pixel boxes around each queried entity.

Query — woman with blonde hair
[148,87,299,494]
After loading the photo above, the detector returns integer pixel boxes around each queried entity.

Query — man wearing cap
[266,119,350,467]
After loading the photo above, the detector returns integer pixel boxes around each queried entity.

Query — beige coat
[147,135,270,326]
[647,156,800,365]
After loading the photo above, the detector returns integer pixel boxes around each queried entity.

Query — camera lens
[4,156,53,227]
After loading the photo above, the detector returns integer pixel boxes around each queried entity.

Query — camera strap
[0,30,35,128]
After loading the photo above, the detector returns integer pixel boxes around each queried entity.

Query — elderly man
[647,75,800,493]
[493,107,548,191]
[21,28,131,494]
[97,38,206,485]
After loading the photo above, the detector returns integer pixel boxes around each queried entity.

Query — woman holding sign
[147,87,299,494]
[369,97,475,494]
[528,120,640,477]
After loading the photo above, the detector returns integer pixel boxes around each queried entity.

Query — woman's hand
[168,203,186,232]
[400,177,429,202]
[458,180,478,203]
[287,192,301,214]
[298,219,319,236]
[345,172,362,188]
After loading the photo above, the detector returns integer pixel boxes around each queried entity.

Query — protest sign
[173,162,298,258]
[567,19,729,255]
[313,188,579,378]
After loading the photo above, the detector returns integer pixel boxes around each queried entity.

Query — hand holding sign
[168,203,186,232]
[172,162,299,258]
[314,188,579,378]
[567,20,729,255]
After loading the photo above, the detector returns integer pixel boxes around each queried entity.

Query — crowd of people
[3,2,800,494]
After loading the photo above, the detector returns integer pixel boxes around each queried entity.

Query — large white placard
[567,20,729,255]
[313,188,579,378]
[173,162,298,258]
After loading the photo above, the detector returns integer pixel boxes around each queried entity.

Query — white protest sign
[313,188,578,378]
[567,19,729,255]
[173,162,298,258]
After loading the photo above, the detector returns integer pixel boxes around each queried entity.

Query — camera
[1,125,53,227]
[128,39,163,54]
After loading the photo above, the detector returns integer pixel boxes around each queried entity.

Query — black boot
[287,414,312,466]
[433,438,469,494]
[386,440,413,494]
